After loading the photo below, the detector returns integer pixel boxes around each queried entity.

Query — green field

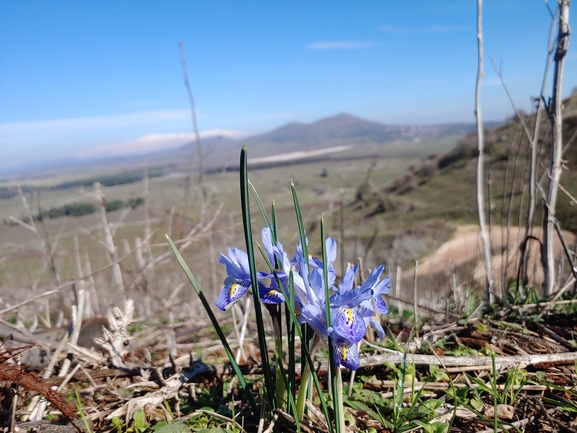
[0,137,459,321]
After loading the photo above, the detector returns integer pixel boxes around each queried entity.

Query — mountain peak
[242,112,481,149]
[311,112,381,129]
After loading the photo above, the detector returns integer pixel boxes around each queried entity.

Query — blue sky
[0,1,575,175]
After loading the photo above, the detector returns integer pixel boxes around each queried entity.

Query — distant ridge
[255,113,387,143]
[240,113,500,151]
[170,113,502,161]
[2,112,502,177]
[128,112,505,175]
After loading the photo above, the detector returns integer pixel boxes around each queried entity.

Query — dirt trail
[414,224,576,286]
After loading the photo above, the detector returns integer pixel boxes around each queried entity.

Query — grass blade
[166,235,257,414]
[291,181,309,271]
[286,241,296,409]
[291,181,314,405]
[240,145,276,411]
[321,217,343,433]
[249,180,272,233]
[271,200,278,242]
[257,243,334,433]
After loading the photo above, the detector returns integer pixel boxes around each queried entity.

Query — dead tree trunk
[542,1,571,296]
[94,182,126,302]
[475,0,495,302]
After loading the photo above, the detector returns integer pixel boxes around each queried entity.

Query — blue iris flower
[357,266,392,340]
[333,336,361,370]
[258,226,307,305]
[216,247,253,311]
[291,237,338,307]
[215,228,391,370]
[216,229,289,311]
[295,239,382,370]
[371,271,392,315]
[260,227,301,296]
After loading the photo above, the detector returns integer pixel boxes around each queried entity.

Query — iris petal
[339,265,358,293]
[369,317,385,340]
[334,339,360,370]
[259,286,285,304]
[219,250,248,280]
[332,307,365,342]
[300,304,329,339]
[331,286,372,308]
[375,296,389,315]
[372,275,392,296]
[215,282,250,311]
[262,227,275,264]
[359,265,384,292]
[228,248,250,274]
[325,237,337,267]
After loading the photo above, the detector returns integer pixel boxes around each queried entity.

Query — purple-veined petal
[215,281,250,311]
[297,251,319,306]
[313,239,338,288]
[218,253,241,278]
[310,255,322,269]
[290,271,307,301]
[356,302,374,326]
[333,339,360,370]
[331,286,372,309]
[374,295,389,315]
[294,241,312,290]
[332,307,366,343]
[259,284,285,304]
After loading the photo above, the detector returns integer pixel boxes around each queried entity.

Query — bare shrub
[438,132,477,169]
[416,160,438,180]
[355,180,374,201]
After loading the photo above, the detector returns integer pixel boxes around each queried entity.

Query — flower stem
[271,306,286,409]
[296,335,321,420]
[335,367,346,433]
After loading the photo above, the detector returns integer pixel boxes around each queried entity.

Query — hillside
[369,93,577,232]
[350,93,577,297]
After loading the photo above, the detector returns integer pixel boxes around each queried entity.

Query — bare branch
[475,0,495,301]
[542,1,571,295]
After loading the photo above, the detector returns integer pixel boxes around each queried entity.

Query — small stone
[484,404,515,420]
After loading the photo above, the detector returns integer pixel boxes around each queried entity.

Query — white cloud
[0,110,191,139]
[307,40,375,50]
[75,130,249,158]
[379,25,466,33]
[200,129,249,139]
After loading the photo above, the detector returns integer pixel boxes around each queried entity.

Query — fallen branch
[357,351,577,369]
[0,352,77,421]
